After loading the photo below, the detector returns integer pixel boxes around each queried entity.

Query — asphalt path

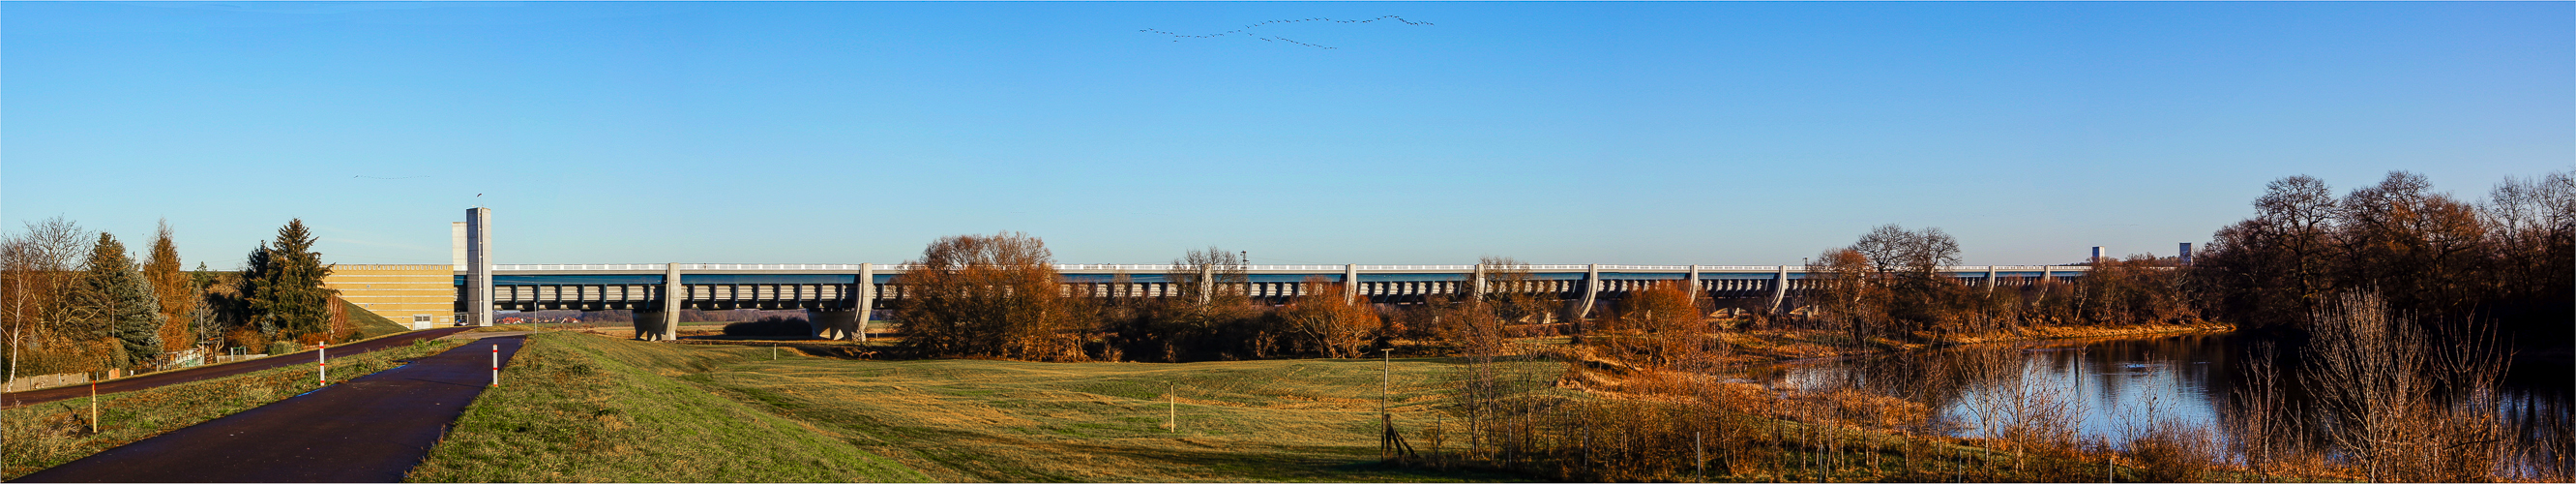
[16,335,526,483]
[3,326,477,408]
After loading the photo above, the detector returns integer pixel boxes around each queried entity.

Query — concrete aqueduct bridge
[457,263,2091,341]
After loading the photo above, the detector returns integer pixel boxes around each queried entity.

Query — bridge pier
[1767,265,1791,317]
[1343,264,1359,305]
[635,310,669,341]
[1574,263,1601,330]
[810,310,861,341]
[658,263,681,341]
[1686,264,1703,307]
[854,263,873,343]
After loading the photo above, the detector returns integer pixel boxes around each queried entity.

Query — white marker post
[489,344,499,387]
[317,343,329,383]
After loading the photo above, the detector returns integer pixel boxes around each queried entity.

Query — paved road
[16,335,526,483]
[3,326,477,407]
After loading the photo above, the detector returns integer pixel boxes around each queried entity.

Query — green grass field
[421,332,1557,482]
[404,332,927,483]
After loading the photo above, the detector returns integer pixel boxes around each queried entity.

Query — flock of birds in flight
[1140,15,1433,49]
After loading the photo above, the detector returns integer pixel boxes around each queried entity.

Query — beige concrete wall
[324,264,457,329]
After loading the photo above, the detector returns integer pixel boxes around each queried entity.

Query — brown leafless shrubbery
[2117,417,2225,482]
[3,217,105,381]
[2298,291,2514,482]
[1272,277,1377,358]
[892,231,1088,361]
[1956,348,2087,478]
[1593,281,1710,370]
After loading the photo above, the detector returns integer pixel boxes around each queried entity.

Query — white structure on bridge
[449,208,2099,341]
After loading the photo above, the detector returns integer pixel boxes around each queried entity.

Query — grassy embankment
[348,303,414,340]
[418,331,1550,482]
[403,332,928,482]
[422,325,2299,482]
[0,337,471,480]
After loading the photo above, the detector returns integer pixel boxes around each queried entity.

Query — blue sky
[5,2,2569,268]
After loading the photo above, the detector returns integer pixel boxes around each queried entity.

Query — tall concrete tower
[464,207,493,327]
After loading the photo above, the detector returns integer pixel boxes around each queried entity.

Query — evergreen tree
[240,220,334,341]
[78,233,164,368]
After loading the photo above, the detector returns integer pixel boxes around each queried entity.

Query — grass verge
[403,332,927,483]
[347,302,414,340]
[685,347,1557,481]
[1,337,470,480]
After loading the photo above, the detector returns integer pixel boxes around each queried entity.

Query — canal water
[1730,331,2572,469]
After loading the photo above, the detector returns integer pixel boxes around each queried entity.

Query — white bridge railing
[484,263,2093,273]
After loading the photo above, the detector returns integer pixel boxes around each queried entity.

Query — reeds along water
[1705,301,2574,483]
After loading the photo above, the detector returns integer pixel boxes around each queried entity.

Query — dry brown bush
[1273,277,1378,358]
[2124,418,2223,482]
[893,231,1087,361]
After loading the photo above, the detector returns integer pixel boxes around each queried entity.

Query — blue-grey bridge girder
[459,263,2091,315]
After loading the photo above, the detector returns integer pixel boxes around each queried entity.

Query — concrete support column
[1575,263,1602,326]
[2032,264,2055,307]
[1343,264,1360,305]
[1472,263,1488,301]
[855,263,873,342]
[1198,264,1215,307]
[659,263,682,341]
[1767,265,1791,317]
[1686,264,1703,306]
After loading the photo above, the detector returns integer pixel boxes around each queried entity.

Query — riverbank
[1711,321,2235,366]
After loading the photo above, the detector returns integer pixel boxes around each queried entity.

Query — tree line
[883,168,2570,363]
[2198,169,2573,347]
[4,218,348,381]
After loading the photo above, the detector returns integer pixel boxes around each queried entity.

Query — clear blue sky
[6,2,2569,268]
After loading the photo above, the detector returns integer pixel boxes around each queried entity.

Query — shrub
[893,232,1086,361]
[720,317,812,337]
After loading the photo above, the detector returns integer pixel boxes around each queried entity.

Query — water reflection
[1729,332,2573,473]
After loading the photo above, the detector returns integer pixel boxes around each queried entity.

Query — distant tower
[2178,242,2194,266]
[451,222,467,268]
[463,208,492,327]
[2090,246,2105,265]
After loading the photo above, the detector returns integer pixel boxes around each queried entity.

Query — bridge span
[447,204,2097,341]
[458,263,2090,341]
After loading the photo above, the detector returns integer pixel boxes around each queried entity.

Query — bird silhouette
[1140,15,1432,49]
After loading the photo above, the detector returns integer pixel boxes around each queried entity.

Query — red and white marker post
[318,343,329,383]
[489,344,499,387]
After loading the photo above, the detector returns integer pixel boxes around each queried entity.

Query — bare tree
[1805,248,1878,343]
[3,216,98,383]
[1275,277,1377,358]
